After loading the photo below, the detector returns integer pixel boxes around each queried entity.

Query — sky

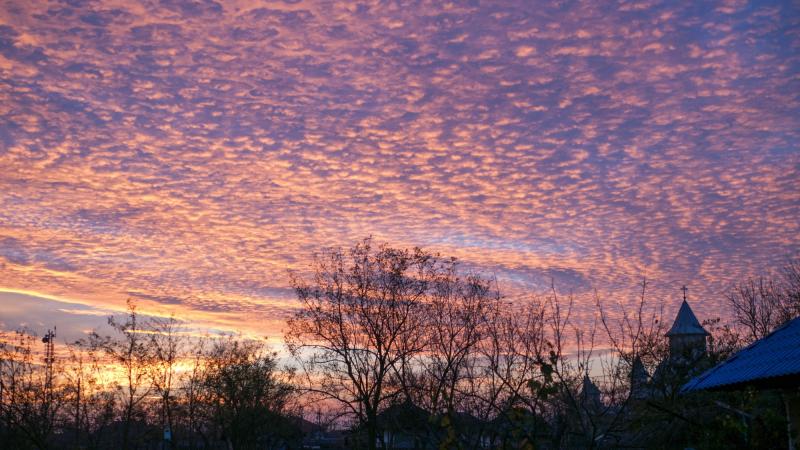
[0,0,798,345]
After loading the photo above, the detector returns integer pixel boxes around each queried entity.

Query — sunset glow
[1,0,798,343]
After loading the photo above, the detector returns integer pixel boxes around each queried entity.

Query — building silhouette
[665,299,709,361]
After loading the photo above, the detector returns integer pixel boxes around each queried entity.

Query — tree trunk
[367,410,378,450]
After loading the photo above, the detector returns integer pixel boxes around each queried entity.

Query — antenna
[42,327,56,410]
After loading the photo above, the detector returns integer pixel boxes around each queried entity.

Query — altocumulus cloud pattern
[0,0,798,339]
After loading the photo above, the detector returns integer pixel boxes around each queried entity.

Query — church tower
[665,290,709,360]
[580,373,602,411]
[629,356,650,400]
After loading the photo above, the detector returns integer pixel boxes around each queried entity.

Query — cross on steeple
[666,288,709,359]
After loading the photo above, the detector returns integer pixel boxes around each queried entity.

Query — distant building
[683,317,800,449]
[665,299,709,361]
[629,355,649,400]
[683,316,800,391]
[580,373,602,411]
[375,400,433,449]
[611,298,714,448]
[630,297,710,400]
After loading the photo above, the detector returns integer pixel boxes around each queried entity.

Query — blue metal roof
[682,317,800,392]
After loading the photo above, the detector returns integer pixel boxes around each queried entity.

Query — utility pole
[75,361,81,449]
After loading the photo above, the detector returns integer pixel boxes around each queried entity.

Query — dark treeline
[0,302,299,450]
[1,239,798,449]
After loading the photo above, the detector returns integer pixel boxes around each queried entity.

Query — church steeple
[581,373,602,410]
[665,289,708,359]
[630,356,649,400]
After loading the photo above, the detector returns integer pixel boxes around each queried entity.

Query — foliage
[200,338,296,450]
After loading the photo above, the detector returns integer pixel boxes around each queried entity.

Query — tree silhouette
[285,238,445,450]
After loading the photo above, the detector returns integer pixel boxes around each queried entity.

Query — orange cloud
[0,0,797,342]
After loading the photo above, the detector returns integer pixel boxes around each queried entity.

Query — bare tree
[285,238,443,450]
[81,299,154,450]
[200,337,295,450]
[148,315,184,448]
[62,342,117,450]
[178,337,212,449]
[727,258,800,342]
[0,302,306,450]
[591,280,671,447]
[727,277,786,342]
[782,258,800,308]
[543,288,602,449]
[477,295,552,448]
[0,329,64,450]
[415,269,498,447]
